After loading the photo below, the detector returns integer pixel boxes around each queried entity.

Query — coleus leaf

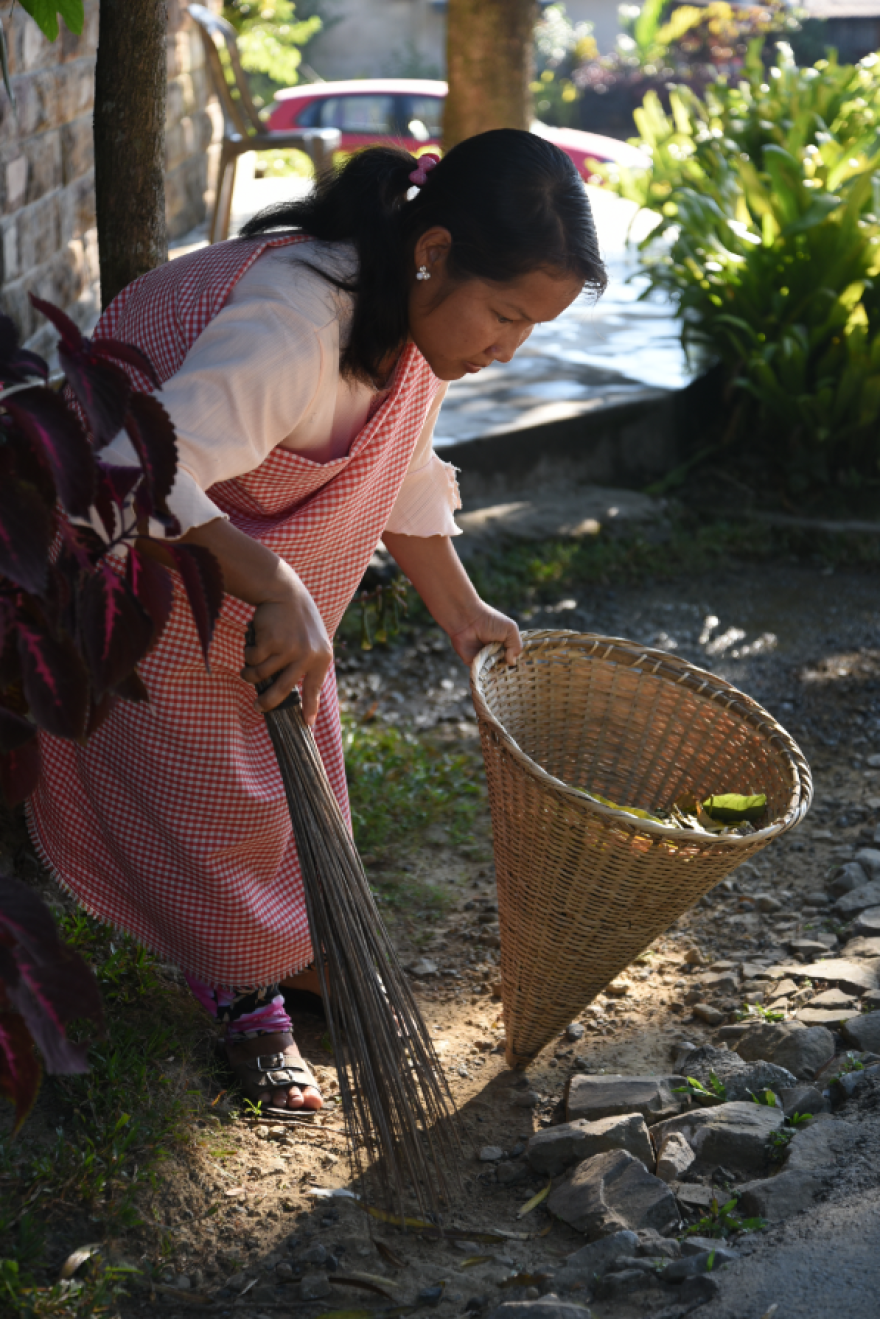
[165,543,225,666]
[0,1009,42,1134]
[79,563,154,699]
[17,617,90,741]
[126,546,173,648]
[91,338,161,390]
[0,873,102,1076]
[29,296,130,447]
[0,478,52,593]
[4,388,96,518]
[0,739,41,809]
[124,391,178,508]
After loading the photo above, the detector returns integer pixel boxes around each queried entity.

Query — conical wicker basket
[470,630,812,1067]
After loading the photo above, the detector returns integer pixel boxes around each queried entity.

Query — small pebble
[565,1022,585,1041]
[479,1145,505,1162]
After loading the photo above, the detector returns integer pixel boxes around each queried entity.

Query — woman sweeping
[29,129,607,1113]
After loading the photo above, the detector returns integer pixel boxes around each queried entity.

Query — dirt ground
[2,542,880,1318]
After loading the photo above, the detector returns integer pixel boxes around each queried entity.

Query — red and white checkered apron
[28,236,442,987]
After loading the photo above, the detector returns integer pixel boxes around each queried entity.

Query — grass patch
[0,914,213,1316]
[344,717,484,857]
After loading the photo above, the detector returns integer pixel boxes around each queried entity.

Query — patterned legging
[185,975,292,1038]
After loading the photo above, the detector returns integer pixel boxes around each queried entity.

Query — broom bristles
[263,696,461,1216]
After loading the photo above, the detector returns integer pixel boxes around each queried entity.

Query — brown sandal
[224,1031,323,1116]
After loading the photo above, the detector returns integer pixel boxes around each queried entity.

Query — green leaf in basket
[702,793,767,823]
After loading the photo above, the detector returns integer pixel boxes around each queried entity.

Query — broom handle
[245,622,302,712]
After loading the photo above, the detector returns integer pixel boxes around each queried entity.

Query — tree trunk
[443,0,537,150]
[94,0,168,309]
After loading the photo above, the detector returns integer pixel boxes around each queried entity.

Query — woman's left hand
[447,601,522,667]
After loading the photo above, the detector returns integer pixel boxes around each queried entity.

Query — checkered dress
[28,236,442,987]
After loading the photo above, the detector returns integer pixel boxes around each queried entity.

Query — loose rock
[851,909,880,939]
[736,1169,829,1221]
[655,1132,696,1184]
[479,1146,505,1162]
[299,1274,332,1301]
[563,1229,640,1277]
[651,1101,783,1174]
[828,862,869,899]
[692,1003,726,1026]
[407,958,439,978]
[787,939,833,960]
[527,1114,653,1177]
[784,1114,861,1171]
[565,1075,683,1126]
[674,1043,796,1101]
[841,1010,880,1053]
[663,1247,739,1281]
[547,1149,680,1239]
[779,1083,829,1117]
[843,934,880,957]
[833,882,880,918]
[487,1299,593,1319]
[735,1022,835,1080]
[796,958,879,995]
[566,1023,585,1041]
[855,848,880,879]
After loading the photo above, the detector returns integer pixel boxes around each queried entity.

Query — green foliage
[832,1050,866,1080]
[222,1,321,107]
[750,1087,783,1107]
[18,0,83,42]
[684,1194,766,1238]
[604,46,880,497]
[737,999,785,1023]
[344,717,483,860]
[673,1071,728,1102]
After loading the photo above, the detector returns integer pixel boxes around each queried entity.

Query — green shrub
[604,44,880,500]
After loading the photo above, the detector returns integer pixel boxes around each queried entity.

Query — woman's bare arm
[176,518,332,722]
[382,532,521,665]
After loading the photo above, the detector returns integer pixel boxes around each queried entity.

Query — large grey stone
[851,908,880,939]
[487,1300,593,1319]
[547,1149,679,1239]
[779,1084,830,1118]
[565,1074,683,1126]
[655,1132,695,1183]
[561,1230,640,1281]
[527,1115,653,1177]
[855,848,880,879]
[796,958,880,994]
[841,1010,880,1053]
[843,933,880,957]
[663,1247,740,1281]
[827,862,869,899]
[737,1169,829,1221]
[784,1115,861,1172]
[674,1043,796,1101]
[651,1101,783,1174]
[735,1021,835,1080]
[833,882,880,918]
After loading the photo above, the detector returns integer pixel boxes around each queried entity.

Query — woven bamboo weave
[470,630,812,1066]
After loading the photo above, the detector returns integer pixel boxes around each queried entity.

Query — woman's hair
[240,128,607,385]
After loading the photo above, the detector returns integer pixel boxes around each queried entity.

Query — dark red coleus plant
[0,295,224,1126]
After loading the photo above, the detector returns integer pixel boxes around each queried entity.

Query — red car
[267,78,645,180]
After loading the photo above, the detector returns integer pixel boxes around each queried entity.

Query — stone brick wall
[0,0,221,356]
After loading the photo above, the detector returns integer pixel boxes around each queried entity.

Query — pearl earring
[416,264,431,281]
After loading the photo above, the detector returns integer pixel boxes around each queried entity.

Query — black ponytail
[240,129,607,386]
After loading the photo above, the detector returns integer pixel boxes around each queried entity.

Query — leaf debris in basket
[574,787,767,836]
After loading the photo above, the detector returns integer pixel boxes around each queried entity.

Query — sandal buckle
[255,1052,285,1072]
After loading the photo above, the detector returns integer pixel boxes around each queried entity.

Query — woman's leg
[186,974,322,1111]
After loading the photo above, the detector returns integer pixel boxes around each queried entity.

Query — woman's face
[408,227,585,382]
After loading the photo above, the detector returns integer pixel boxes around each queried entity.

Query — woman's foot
[225,1031,323,1111]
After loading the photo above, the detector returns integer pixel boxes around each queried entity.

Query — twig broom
[256,675,460,1216]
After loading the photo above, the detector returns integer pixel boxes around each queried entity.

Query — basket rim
[470,629,812,847]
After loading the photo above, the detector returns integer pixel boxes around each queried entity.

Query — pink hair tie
[408,152,440,187]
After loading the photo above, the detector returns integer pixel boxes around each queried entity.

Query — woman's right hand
[241,568,333,722]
